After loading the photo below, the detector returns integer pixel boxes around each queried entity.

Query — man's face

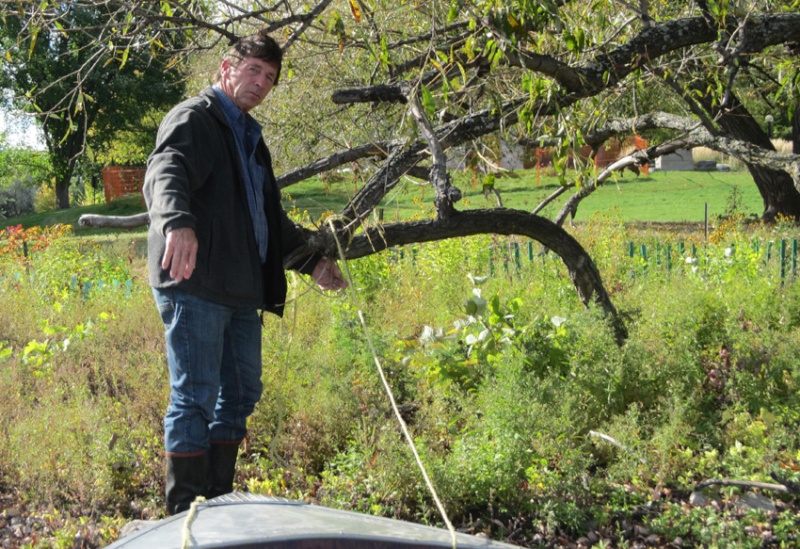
[218,56,279,113]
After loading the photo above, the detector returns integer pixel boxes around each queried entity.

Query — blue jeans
[153,288,263,455]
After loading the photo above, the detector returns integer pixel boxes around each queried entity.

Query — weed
[4,217,800,547]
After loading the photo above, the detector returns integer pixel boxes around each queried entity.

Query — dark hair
[216,31,283,85]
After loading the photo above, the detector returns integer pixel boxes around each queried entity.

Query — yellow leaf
[348,0,361,23]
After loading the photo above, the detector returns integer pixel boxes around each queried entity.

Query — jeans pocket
[154,290,176,327]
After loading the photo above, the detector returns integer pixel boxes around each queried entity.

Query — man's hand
[162,227,198,282]
[312,257,348,291]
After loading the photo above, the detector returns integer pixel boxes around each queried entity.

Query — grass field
[283,167,763,224]
[2,167,763,234]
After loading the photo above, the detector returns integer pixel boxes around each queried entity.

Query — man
[143,30,347,515]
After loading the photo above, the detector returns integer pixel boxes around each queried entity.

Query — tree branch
[288,208,627,343]
[408,91,457,219]
[331,85,409,105]
[549,114,800,226]
[280,0,334,50]
[278,142,391,188]
[694,479,791,494]
[78,212,150,229]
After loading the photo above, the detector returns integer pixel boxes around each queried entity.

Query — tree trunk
[748,165,800,222]
[705,92,800,221]
[49,140,78,210]
[55,179,70,210]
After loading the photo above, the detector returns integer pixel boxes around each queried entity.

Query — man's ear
[219,59,231,79]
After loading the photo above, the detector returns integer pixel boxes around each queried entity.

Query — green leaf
[421,85,435,117]
[464,294,487,317]
[447,2,459,22]
[482,172,495,195]
[23,339,49,357]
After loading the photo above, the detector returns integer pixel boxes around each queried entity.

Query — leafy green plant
[398,278,573,393]
[5,217,800,547]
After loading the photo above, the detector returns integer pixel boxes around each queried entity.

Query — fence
[4,271,136,301]
[624,238,798,281]
[394,237,800,283]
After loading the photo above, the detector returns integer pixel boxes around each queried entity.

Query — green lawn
[283,168,762,223]
[3,168,763,233]
[558,170,761,222]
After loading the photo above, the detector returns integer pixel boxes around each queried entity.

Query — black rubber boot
[205,442,240,499]
[165,453,207,515]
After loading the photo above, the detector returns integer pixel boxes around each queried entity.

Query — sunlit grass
[284,167,763,224]
[5,167,765,236]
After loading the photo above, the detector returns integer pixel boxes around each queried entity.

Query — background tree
[0,134,51,218]
[0,2,188,209]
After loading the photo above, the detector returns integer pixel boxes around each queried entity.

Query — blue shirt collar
[212,86,262,133]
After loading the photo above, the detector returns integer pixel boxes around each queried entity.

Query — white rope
[176,231,457,548]
[327,219,458,549]
[181,496,205,549]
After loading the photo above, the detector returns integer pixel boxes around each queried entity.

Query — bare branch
[695,479,790,494]
[408,91,456,219]
[78,213,150,229]
[385,22,470,50]
[331,85,409,105]
[280,0,334,50]
[313,209,628,344]
[277,142,391,188]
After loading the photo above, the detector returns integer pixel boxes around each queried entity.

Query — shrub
[4,219,800,547]
[34,183,56,212]
[0,178,37,218]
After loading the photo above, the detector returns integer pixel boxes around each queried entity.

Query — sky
[0,107,45,150]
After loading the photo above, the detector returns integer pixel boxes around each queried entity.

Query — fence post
[780,239,787,282]
[641,244,648,274]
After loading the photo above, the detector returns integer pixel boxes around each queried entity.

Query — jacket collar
[199,87,230,127]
